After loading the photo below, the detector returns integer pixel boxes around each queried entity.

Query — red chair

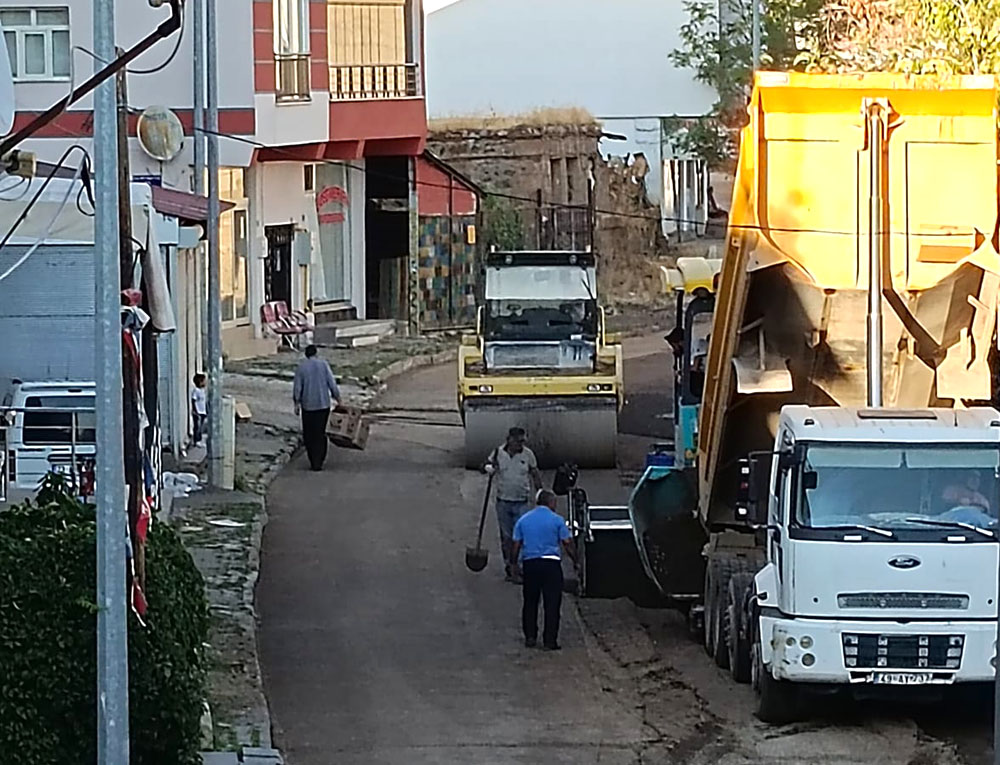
[260,301,310,349]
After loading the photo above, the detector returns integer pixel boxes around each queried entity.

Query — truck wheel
[705,556,737,668]
[726,572,754,683]
[702,566,717,658]
[712,584,730,669]
[751,620,798,724]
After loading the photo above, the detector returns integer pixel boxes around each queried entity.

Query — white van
[2,381,96,493]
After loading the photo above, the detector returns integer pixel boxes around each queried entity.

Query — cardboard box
[326,406,369,451]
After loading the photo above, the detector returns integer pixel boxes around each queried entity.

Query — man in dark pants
[292,345,342,471]
[511,489,577,650]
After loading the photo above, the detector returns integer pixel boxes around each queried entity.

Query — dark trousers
[301,408,330,470]
[522,558,563,647]
[192,412,206,444]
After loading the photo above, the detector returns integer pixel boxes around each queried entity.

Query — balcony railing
[276,53,311,102]
[329,63,419,101]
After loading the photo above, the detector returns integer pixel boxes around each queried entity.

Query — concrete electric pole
[206,0,224,487]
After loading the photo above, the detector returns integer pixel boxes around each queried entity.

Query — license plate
[870,672,932,685]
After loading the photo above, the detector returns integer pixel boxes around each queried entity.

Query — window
[274,0,308,55]
[328,0,406,65]
[274,0,310,100]
[219,169,249,322]
[1,7,70,81]
[328,0,417,99]
[23,395,96,445]
[304,164,315,193]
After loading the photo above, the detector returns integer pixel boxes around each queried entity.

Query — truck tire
[702,565,717,658]
[750,610,798,724]
[705,556,738,669]
[726,572,754,683]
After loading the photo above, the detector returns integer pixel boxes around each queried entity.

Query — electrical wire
[72,5,185,76]
[192,124,980,239]
[0,144,90,252]
[0,150,86,284]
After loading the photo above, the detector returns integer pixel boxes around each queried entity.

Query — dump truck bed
[698,72,1000,526]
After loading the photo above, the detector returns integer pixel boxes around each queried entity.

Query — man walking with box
[293,345,342,471]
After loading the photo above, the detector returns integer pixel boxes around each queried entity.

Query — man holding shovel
[484,427,542,583]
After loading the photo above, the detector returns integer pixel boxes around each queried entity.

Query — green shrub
[0,476,209,764]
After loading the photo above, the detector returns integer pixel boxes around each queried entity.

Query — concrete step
[313,319,396,347]
[312,300,357,325]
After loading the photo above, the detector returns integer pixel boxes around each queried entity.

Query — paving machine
[458,250,623,469]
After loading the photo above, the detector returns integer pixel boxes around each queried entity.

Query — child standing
[191,373,207,445]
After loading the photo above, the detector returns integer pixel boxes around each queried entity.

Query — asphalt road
[258,337,993,765]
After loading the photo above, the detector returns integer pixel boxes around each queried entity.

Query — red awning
[150,185,235,224]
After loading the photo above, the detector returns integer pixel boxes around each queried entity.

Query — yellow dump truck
[577,73,1000,722]
[458,250,623,469]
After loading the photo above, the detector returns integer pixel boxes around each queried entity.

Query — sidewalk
[163,335,456,757]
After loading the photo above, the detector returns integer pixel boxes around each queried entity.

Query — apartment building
[3,0,463,449]
[5,0,432,329]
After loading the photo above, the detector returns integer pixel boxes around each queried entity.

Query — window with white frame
[273,0,308,55]
[1,7,70,81]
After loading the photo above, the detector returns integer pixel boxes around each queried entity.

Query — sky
[424,0,460,12]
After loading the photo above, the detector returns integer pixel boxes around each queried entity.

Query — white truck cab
[2,380,96,497]
[745,406,1000,720]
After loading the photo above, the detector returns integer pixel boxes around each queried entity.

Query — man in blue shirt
[293,345,342,471]
[511,489,577,650]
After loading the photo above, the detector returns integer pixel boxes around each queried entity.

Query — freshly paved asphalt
[257,342,668,764]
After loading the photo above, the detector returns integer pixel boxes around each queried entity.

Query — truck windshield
[22,395,96,445]
[795,444,1000,534]
[484,299,598,342]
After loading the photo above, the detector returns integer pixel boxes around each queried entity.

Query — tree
[810,0,1000,74]
[669,0,826,165]
[0,476,210,764]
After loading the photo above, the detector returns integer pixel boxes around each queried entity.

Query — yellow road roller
[458,250,623,469]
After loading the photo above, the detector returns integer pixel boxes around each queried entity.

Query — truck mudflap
[463,395,617,469]
[628,465,706,600]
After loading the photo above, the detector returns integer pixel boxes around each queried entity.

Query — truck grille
[842,633,963,669]
[837,592,969,610]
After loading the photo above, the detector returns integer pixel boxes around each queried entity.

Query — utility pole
[192,0,208,370]
[752,0,762,70]
[206,0,224,487]
[94,0,130,761]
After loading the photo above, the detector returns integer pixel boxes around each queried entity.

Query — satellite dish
[0,24,15,136]
[137,105,184,162]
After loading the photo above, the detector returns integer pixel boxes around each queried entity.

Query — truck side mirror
[736,453,771,526]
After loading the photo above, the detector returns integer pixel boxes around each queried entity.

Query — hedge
[0,476,210,764]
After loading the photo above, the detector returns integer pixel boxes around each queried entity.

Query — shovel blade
[465,547,489,572]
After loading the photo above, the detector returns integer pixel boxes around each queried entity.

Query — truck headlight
[800,635,814,650]
[477,385,493,393]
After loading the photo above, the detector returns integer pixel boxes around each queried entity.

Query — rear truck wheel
[726,572,755,683]
[704,555,737,668]
[463,396,618,470]
[712,583,731,670]
[750,607,798,724]
[702,566,717,658]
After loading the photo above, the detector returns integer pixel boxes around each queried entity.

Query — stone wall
[428,123,668,304]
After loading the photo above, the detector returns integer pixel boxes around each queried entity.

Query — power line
[193,123,982,239]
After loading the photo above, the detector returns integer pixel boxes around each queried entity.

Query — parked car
[2,380,96,494]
